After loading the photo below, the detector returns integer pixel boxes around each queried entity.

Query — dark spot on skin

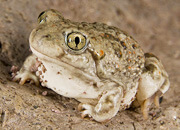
[42,65,47,73]
[105,33,114,40]
[93,82,98,88]
[105,33,110,38]
[45,80,47,82]
[105,96,112,104]
[115,38,120,42]
[115,50,122,58]
[111,72,115,75]
[132,44,137,49]
[159,96,163,104]
[120,41,127,49]
[91,37,97,41]
[137,55,142,60]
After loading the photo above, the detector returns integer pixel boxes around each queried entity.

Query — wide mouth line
[30,45,84,71]
[30,45,62,63]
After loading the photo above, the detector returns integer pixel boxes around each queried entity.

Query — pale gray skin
[13,9,170,122]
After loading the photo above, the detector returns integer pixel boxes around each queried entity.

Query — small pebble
[42,91,47,96]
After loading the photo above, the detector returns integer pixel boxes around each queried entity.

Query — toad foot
[13,70,39,86]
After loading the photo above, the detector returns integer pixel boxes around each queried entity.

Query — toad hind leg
[78,87,123,122]
[136,53,170,119]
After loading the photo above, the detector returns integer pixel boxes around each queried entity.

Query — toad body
[13,9,170,122]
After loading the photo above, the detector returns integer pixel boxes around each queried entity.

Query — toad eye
[38,11,46,24]
[66,32,87,51]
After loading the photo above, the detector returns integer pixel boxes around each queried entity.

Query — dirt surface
[0,0,180,129]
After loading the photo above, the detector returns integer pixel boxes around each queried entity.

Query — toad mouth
[30,45,70,67]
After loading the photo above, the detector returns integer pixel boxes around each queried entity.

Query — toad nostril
[42,34,51,39]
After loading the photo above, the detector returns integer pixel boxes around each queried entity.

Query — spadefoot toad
[13,9,170,122]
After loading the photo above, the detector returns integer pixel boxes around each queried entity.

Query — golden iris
[66,33,86,50]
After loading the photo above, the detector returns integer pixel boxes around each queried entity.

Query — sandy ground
[0,0,180,129]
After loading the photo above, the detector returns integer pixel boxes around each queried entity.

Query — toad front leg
[78,87,123,122]
[135,53,170,119]
[12,54,39,86]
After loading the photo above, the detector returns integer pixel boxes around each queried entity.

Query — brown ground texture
[0,0,180,129]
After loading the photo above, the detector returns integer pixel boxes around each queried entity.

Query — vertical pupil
[75,37,80,47]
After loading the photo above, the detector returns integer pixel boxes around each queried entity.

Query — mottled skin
[13,9,170,122]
